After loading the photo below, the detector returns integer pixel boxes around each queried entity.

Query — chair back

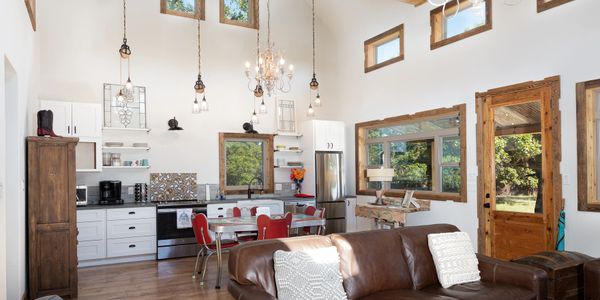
[304,206,317,215]
[192,213,212,246]
[257,213,292,240]
[316,207,326,218]
[233,207,242,217]
[250,206,258,216]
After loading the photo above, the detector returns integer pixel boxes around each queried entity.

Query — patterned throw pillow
[428,232,481,289]
[273,247,348,300]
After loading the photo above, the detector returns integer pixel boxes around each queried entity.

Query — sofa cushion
[397,224,460,290]
[273,247,347,300]
[330,229,412,300]
[422,281,537,300]
[357,289,456,300]
[228,235,333,298]
[428,232,480,288]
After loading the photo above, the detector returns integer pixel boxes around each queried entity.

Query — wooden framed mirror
[577,79,600,212]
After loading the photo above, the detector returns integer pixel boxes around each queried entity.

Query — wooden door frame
[475,76,563,256]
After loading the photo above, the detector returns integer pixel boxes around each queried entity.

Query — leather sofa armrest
[228,281,277,300]
[477,254,548,300]
[585,258,600,300]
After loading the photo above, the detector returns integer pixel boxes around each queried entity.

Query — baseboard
[78,254,156,268]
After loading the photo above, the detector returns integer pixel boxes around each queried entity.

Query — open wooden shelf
[103,127,151,133]
[103,166,150,169]
[103,146,151,151]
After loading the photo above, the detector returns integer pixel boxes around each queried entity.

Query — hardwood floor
[77,255,235,300]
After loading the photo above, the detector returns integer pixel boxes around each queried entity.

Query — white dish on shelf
[104,142,124,147]
[132,142,148,148]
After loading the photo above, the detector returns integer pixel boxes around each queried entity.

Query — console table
[355,199,430,228]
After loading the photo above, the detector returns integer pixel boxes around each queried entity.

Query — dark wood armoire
[27,137,78,299]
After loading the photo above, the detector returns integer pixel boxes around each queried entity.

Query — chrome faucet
[247,176,264,199]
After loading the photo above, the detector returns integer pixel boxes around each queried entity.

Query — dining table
[207,213,326,289]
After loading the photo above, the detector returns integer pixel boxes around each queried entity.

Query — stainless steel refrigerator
[315,151,345,233]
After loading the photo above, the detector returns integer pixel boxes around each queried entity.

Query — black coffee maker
[99,180,124,205]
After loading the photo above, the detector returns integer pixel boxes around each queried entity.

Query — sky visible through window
[224,0,250,22]
[375,38,400,64]
[445,3,486,38]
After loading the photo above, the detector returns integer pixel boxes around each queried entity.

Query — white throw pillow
[428,232,480,289]
[273,247,348,300]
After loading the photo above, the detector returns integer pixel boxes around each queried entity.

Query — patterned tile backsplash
[149,173,198,201]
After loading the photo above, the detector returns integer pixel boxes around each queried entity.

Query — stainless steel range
[156,200,207,260]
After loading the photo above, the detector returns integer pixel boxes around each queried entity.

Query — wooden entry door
[476,76,563,260]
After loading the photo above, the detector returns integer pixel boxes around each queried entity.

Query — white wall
[37,0,332,187]
[317,0,600,255]
[0,0,39,298]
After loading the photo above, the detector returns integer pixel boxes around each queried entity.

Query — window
[160,0,205,20]
[219,133,274,194]
[430,0,491,50]
[364,24,404,73]
[356,105,467,202]
[537,0,574,13]
[220,0,259,29]
[577,79,600,212]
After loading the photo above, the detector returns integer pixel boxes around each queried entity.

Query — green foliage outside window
[167,0,195,13]
[495,134,542,196]
[390,140,433,191]
[225,140,264,187]
[224,0,249,22]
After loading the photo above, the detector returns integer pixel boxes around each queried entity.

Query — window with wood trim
[220,0,259,29]
[160,0,205,20]
[577,79,600,212]
[537,0,574,13]
[219,133,274,195]
[356,105,467,202]
[364,24,404,73]
[430,0,491,50]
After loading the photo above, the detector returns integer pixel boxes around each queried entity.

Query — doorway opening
[476,76,563,260]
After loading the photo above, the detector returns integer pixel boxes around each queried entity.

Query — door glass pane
[493,101,542,214]
[390,140,433,191]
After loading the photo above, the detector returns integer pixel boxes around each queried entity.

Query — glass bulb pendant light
[307,103,315,117]
[259,98,267,114]
[314,93,322,107]
[192,96,201,114]
[251,110,260,125]
[192,14,208,113]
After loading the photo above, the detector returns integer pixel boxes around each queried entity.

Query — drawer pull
[217,207,224,210]
[128,211,135,215]
[129,226,136,230]
[218,215,224,218]
[129,244,136,248]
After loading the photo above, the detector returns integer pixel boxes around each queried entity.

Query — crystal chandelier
[427,0,484,16]
[115,0,135,127]
[244,0,294,99]
[192,14,208,114]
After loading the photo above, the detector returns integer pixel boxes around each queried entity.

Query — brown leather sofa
[586,258,600,300]
[228,224,548,300]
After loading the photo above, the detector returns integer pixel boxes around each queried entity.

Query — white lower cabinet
[77,207,156,267]
[345,197,357,233]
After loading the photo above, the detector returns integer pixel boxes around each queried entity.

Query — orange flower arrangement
[290,168,306,184]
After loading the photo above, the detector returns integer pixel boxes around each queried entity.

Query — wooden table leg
[215,232,223,289]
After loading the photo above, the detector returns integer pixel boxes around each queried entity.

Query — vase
[295,184,302,195]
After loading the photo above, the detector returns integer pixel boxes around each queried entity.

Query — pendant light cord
[123,0,127,40]
[312,0,316,76]
[267,0,271,46]
[197,16,201,76]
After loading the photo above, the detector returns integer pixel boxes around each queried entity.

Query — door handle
[67,125,70,134]
[74,125,77,134]
[483,203,491,208]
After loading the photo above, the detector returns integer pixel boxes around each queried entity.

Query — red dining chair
[232,207,258,242]
[191,213,239,285]
[257,213,293,240]
[249,206,258,216]
[303,206,326,235]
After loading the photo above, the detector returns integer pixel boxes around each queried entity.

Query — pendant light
[251,110,260,125]
[308,0,321,115]
[192,14,208,114]
[259,98,267,114]
[119,0,132,92]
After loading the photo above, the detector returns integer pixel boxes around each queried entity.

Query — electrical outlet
[128,186,134,195]
[275,184,282,191]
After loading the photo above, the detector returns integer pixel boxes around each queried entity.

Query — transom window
[356,105,467,202]
[220,0,259,29]
[537,0,574,13]
[430,0,491,50]
[160,0,205,20]
[219,133,274,194]
[364,24,404,73]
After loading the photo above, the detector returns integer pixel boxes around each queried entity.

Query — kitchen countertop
[76,197,316,210]
[77,202,157,210]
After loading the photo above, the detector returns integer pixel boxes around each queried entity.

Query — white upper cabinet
[314,120,345,152]
[40,100,102,138]
[71,103,102,137]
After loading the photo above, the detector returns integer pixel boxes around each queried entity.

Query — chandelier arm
[428,0,449,6]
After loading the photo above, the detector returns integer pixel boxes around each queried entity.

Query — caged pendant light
[192,13,208,114]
